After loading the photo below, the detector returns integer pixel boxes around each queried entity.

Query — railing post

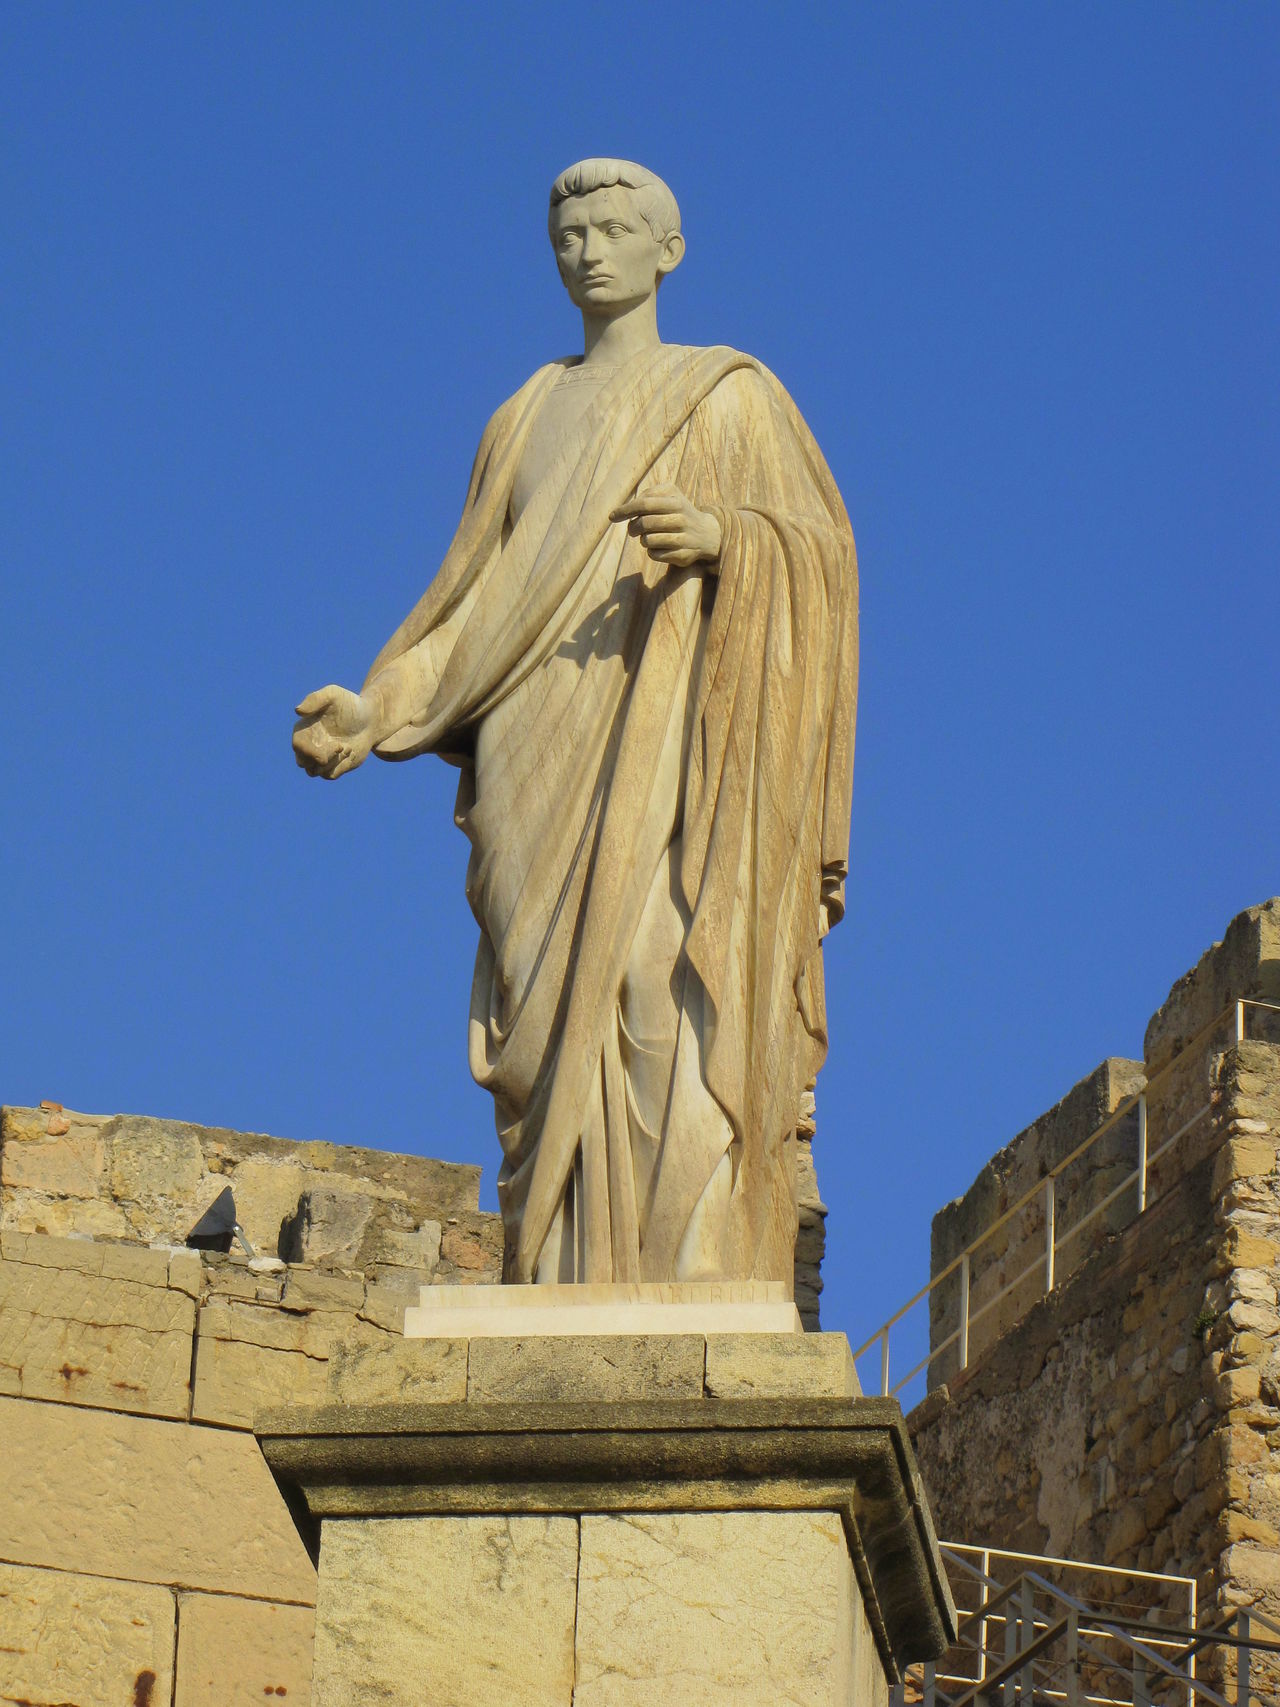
[1238,1608,1251,1706]
[1133,1637,1152,1707]
[1044,1176,1056,1295]
[1188,1575,1197,1707]
[1018,1578,1035,1703]
[1065,1607,1082,1707]
[959,1251,971,1372]
[1137,1092,1148,1214]
[1236,998,1246,1044]
[880,1327,890,1398]
[978,1546,990,1684]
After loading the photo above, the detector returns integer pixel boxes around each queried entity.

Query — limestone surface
[0,1395,316,1603]
[406,1279,802,1338]
[312,1515,577,1706]
[175,1593,315,1706]
[0,1559,175,1707]
[465,1331,706,1403]
[704,1329,859,1398]
[0,1234,195,1416]
[327,1333,467,1404]
[574,1510,867,1706]
[0,1103,482,1265]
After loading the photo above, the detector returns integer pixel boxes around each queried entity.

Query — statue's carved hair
[548,159,681,243]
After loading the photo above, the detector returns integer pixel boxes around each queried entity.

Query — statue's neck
[580,295,662,368]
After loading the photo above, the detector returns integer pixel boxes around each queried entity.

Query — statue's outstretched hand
[292,685,377,779]
[611,485,722,571]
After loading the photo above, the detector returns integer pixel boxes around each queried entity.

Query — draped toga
[363,343,857,1285]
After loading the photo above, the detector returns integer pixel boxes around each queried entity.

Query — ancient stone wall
[910,899,1280,1697]
[928,1056,1147,1382]
[0,1105,501,1706]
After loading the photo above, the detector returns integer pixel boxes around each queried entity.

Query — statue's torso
[508,363,616,526]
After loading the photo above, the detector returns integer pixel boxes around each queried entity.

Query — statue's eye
[604,223,629,237]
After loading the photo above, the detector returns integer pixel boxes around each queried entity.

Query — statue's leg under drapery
[622,837,736,1281]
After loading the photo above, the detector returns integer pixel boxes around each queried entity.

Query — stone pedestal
[404,1278,804,1336]
[258,1332,954,1706]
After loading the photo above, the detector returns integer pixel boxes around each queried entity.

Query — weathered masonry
[0,1100,828,1700]
[908,899,1280,1697]
[0,1109,501,1703]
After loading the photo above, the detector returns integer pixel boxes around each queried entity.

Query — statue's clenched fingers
[631,512,686,535]
[611,489,689,523]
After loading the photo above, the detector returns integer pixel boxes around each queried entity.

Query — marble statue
[293,160,857,1287]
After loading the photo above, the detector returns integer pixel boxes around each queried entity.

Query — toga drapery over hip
[363,343,857,1284]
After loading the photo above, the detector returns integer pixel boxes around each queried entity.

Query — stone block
[1222,1539,1280,1592]
[0,1227,170,1284]
[111,1119,206,1198]
[1213,1136,1278,1196]
[408,1280,799,1338]
[193,1297,370,1428]
[168,1246,205,1296]
[194,1328,331,1428]
[704,1330,859,1399]
[0,1559,175,1707]
[0,1244,194,1417]
[175,1593,315,1706]
[281,1186,374,1265]
[0,1108,106,1197]
[360,1270,426,1332]
[312,1515,577,1706]
[1224,1227,1280,1271]
[8,1191,130,1237]
[574,1510,875,1706]
[0,1395,316,1603]
[326,1335,466,1405]
[376,1220,442,1271]
[1215,1366,1262,1407]
[439,1210,505,1274]
[466,1333,705,1402]
[282,1266,367,1313]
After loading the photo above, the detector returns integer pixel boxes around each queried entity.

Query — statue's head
[548,159,685,316]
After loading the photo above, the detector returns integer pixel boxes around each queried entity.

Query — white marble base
[403,1281,803,1339]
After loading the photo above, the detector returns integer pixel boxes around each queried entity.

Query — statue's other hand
[292,685,377,780]
[610,485,722,571]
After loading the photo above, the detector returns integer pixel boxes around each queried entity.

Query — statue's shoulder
[665,345,800,423]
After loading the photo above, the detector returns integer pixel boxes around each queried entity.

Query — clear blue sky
[3,5,1277,1379]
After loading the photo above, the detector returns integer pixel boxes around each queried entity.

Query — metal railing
[895,1542,1280,1706]
[935,1545,1197,1705]
[857,998,1280,1404]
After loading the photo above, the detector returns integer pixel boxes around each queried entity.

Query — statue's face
[551,185,683,315]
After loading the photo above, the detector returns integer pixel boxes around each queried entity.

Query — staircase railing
[856,997,1280,1407]
[894,1544,1280,1707]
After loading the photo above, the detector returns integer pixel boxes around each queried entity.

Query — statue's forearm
[363,651,424,745]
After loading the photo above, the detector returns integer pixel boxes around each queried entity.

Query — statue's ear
[657,232,686,279]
